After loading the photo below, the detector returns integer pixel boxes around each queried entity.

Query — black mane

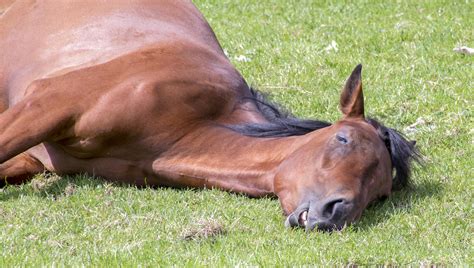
[227,88,332,137]
[226,87,421,190]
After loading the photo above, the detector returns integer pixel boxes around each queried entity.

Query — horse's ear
[340,64,364,119]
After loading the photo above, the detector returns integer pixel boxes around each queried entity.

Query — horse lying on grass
[0,0,420,231]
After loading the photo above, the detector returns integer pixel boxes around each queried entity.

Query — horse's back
[0,0,231,106]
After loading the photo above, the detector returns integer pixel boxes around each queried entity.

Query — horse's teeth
[302,211,308,221]
[299,210,309,226]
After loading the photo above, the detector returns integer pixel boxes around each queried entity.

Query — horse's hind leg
[0,152,45,186]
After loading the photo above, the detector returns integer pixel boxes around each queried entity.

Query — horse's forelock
[366,118,422,191]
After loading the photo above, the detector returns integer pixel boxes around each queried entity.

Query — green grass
[1,1,473,266]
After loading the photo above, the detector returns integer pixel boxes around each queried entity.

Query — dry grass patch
[181,218,226,241]
[31,172,63,193]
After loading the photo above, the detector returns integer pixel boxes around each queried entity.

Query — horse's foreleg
[0,152,45,186]
[0,85,77,164]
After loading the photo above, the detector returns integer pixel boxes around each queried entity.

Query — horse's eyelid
[336,134,348,144]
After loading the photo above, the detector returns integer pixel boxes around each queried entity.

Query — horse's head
[275,65,419,231]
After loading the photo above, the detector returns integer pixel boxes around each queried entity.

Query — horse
[0,0,419,231]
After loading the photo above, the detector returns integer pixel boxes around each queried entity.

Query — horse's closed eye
[336,134,348,144]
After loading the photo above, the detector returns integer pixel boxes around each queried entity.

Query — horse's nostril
[322,198,346,219]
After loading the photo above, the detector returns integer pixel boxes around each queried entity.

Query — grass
[1,0,473,266]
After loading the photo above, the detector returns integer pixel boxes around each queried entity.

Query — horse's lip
[284,202,310,228]
[284,210,309,228]
[284,200,351,231]
[285,209,342,232]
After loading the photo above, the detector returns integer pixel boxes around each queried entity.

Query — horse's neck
[152,125,311,197]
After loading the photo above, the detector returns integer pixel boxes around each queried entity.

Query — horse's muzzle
[284,198,354,232]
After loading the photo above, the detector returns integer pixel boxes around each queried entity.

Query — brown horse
[0,1,419,231]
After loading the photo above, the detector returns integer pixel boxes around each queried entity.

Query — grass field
[1,1,473,266]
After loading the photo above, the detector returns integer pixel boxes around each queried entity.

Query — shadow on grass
[0,172,209,202]
[0,173,108,201]
[354,176,444,232]
[0,172,239,202]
